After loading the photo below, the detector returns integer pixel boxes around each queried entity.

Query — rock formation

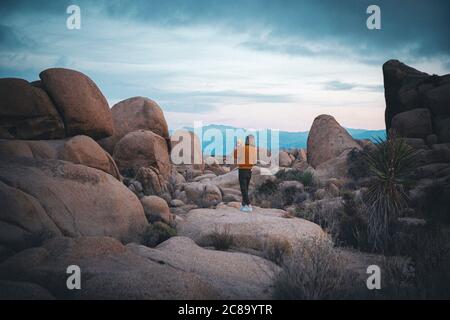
[0,135,120,180]
[177,205,326,251]
[39,68,114,139]
[307,114,361,168]
[0,78,65,140]
[0,156,147,252]
[383,59,450,144]
[98,97,170,154]
[113,129,171,178]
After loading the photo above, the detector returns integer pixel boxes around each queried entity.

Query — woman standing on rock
[234,135,257,212]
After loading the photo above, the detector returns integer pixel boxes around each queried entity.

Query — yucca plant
[363,137,419,252]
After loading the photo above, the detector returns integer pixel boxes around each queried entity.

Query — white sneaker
[240,205,250,213]
[240,205,246,212]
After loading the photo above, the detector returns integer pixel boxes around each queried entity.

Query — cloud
[0,24,33,49]
[90,0,450,64]
[324,80,383,92]
[324,80,357,91]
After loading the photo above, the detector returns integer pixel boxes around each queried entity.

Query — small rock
[170,199,185,207]
[140,195,173,225]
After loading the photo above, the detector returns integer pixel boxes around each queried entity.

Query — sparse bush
[282,185,300,206]
[347,147,371,180]
[293,192,308,204]
[142,222,177,247]
[275,169,314,187]
[256,179,278,195]
[296,194,369,251]
[207,225,234,251]
[412,224,450,299]
[337,192,369,250]
[273,239,359,299]
[363,137,419,253]
[262,237,292,265]
[377,256,415,299]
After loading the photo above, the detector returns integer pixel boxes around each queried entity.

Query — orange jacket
[234,145,257,169]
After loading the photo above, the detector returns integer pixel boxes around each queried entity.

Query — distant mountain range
[170,124,386,154]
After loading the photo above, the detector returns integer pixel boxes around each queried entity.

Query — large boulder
[128,237,278,299]
[98,97,170,154]
[135,166,170,197]
[39,68,113,139]
[0,78,65,140]
[307,114,361,168]
[425,83,450,117]
[113,130,171,177]
[59,136,121,180]
[279,151,293,167]
[184,182,222,208]
[435,117,450,143]
[0,136,121,180]
[140,195,173,225]
[209,170,239,189]
[177,206,326,251]
[0,236,219,299]
[0,156,147,252]
[390,108,433,139]
[382,60,429,131]
[382,60,450,143]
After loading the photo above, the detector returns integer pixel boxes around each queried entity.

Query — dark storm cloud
[97,0,450,63]
[0,24,33,49]
[1,0,449,64]
[0,0,450,60]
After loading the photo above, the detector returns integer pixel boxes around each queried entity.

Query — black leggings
[238,168,252,206]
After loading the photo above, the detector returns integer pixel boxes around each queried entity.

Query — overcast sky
[1,0,449,131]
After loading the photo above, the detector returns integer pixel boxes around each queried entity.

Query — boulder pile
[383,59,450,144]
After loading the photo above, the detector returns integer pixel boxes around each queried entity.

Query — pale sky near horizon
[1,0,449,132]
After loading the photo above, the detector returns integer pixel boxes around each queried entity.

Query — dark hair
[245,135,255,146]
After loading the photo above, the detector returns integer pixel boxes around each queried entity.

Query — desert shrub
[412,224,450,298]
[347,147,371,180]
[256,179,278,195]
[254,179,284,208]
[376,257,415,299]
[293,192,308,204]
[363,137,419,253]
[337,192,370,250]
[262,237,292,265]
[207,225,234,251]
[282,185,301,206]
[275,169,314,187]
[417,180,450,224]
[273,239,359,299]
[296,194,369,251]
[142,222,177,247]
[343,180,357,190]
[374,221,450,298]
[294,207,316,222]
